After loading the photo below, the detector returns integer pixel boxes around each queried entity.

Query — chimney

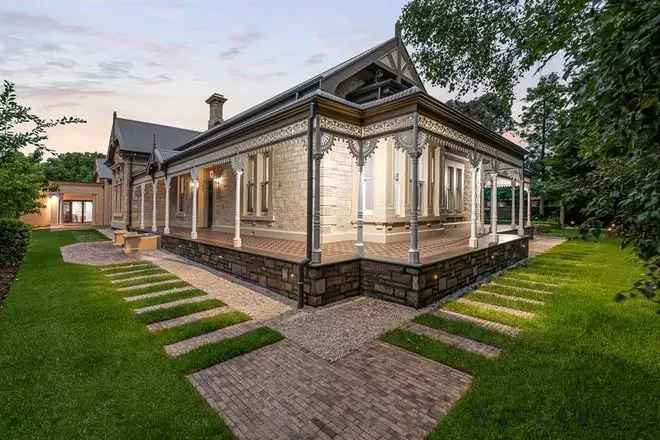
[205,93,227,129]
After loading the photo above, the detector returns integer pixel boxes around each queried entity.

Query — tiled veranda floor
[149,224,519,264]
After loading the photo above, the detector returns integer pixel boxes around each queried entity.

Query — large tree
[400,0,660,299]
[42,152,104,183]
[0,81,84,217]
[446,92,515,133]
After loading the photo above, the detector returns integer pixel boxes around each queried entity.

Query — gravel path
[61,242,136,266]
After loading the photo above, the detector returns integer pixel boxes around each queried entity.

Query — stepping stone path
[435,309,521,336]
[474,290,545,305]
[404,322,502,358]
[133,294,215,315]
[147,306,230,331]
[456,298,536,319]
[124,287,196,302]
[165,319,265,356]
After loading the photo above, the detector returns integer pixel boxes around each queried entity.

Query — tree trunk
[559,201,565,228]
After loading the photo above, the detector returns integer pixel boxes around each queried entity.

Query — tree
[446,92,515,133]
[400,0,660,300]
[0,81,84,218]
[42,152,104,183]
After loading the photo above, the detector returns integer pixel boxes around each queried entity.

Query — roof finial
[152,133,157,153]
[395,20,401,41]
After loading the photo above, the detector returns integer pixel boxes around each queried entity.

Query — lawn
[404,239,660,440]
[0,231,235,439]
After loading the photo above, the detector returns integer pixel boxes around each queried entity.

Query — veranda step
[435,310,520,337]
[457,298,536,319]
[118,279,183,292]
[499,277,560,288]
[134,295,214,315]
[147,307,229,332]
[165,320,264,357]
[474,290,545,305]
[124,287,195,302]
[404,322,501,359]
[489,283,552,294]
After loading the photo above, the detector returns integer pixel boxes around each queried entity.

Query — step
[165,320,264,357]
[117,279,183,292]
[474,290,545,305]
[134,295,214,315]
[434,310,520,337]
[511,273,572,283]
[124,287,196,303]
[489,283,552,294]
[110,273,165,284]
[100,263,151,272]
[404,322,501,359]
[457,298,536,319]
[500,277,560,287]
[106,268,162,278]
[147,307,229,332]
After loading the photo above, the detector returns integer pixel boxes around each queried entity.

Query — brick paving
[404,322,501,358]
[456,298,536,319]
[190,340,472,440]
[434,310,520,336]
[146,306,229,331]
[133,294,213,315]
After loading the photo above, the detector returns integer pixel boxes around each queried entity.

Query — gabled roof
[111,113,201,154]
[94,158,112,180]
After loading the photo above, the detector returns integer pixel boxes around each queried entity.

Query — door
[207,180,214,227]
[62,201,93,223]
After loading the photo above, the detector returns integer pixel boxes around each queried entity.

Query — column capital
[190,167,198,181]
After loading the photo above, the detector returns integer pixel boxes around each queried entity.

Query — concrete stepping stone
[117,279,184,292]
[106,268,162,278]
[500,277,560,287]
[100,263,152,272]
[124,287,196,302]
[474,290,545,305]
[110,273,165,284]
[134,295,214,315]
[404,322,501,359]
[147,306,229,332]
[165,319,264,357]
[457,298,536,319]
[434,310,520,337]
[489,283,552,294]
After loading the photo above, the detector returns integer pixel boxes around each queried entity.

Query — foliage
[446,92,514,133]
[0,218,30,268]
[0,152,47,218]
[42,151,104,183]
[400,0,660,299]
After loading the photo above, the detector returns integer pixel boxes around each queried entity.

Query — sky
[1,0,562,156]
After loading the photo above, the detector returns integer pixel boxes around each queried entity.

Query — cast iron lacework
[346,138,378,167]
[231,150,247,173]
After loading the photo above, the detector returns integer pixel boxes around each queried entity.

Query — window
[246,155,257,214]
[408,156,424,212]
[446,166,455,211]
[445,160,465,213]
[456,168,463,212]
[176,174,189,213]
[429,151,436,214]
[63,201,93,223]
[261,152,270,214]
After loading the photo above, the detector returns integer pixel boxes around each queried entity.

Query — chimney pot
[205,93,227,129]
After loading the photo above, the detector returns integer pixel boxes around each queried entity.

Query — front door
[207,180,214,227]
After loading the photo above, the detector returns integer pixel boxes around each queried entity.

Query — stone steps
[134,295,214,315]
[499,277,560,288]
[404,322,501,359]
[474,290,545,305]
[147,306,229,332]
[117,279,184,292]
[434,310,520,337]
[165,319,264,357]
[457,298,536,319]
[489,283,552,294]
[124,287,196,303]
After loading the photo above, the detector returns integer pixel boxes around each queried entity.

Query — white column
[139,183,145,230]
[469,162,479,248]
[164,176,171,234]
[409,151,421,264]
[191,169,198,240]
[510,180,516,229]
[490,173,499,244]
[311,118,322,264]
[526,180,532,227]
[518,176,525,235]
[151,180,158,232]
[480,178,486,234]
[233,169,242,247]
[355,161,365,256]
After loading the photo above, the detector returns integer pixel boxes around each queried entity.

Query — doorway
[63,200,93,223]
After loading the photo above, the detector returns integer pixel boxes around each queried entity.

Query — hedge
[0,219,31,268]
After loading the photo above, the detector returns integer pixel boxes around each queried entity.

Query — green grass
[172,327,283,374]
[382,329,491,376]
[414,313,511,348]
[108,268,167,280]
[479,283,551,301]
[117,280,189,296]
[0,231,234,439]
[137,299,226,324]
[113,274,180,288]
[465,291,542,313]
[154,311,251,346]
[420,239,660,439]
[72,229,110,242]
[495,277,556,292]
[128,289,207,309]
[443,301,530,328]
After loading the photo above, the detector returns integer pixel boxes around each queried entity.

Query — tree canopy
[42,152,104,183]
[446,92,515,134]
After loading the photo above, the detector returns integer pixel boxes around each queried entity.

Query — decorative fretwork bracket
[346,138,378,168]
[230,149,246,174]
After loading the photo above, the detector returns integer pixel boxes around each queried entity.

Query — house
[105,27,534,308]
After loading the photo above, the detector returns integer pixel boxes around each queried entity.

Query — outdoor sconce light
[433,273,439,280]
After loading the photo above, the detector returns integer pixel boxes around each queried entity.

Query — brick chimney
[205,93,227,129]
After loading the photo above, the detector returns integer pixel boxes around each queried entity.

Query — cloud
[227,67,287,82]
[45,58,77,69]
[305,52,327,65]
[220,47,241,60]
[219,30,264,59]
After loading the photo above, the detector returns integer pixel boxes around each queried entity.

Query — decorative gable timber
[377,47,419,86]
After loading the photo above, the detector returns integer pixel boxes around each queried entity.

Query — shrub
[0,219,31,268]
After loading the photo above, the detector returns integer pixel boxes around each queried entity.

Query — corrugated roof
[114,118,200,153]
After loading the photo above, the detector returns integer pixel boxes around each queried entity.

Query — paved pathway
[61,241,136,266]
[190,340,472,440]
